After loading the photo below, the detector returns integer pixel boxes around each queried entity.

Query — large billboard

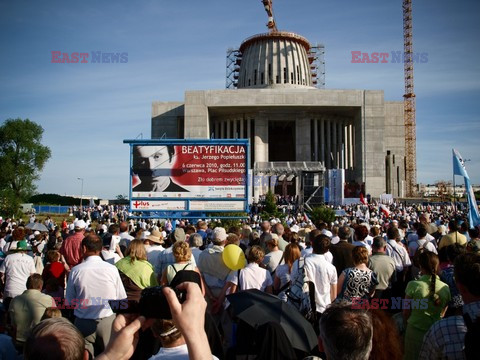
[125,139,249,212]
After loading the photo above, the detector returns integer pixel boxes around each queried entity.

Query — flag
[379,204,390,217]
[453,149,469,179]
[452,149,480,228]
[360,193,367,205]
[465,177,480,228]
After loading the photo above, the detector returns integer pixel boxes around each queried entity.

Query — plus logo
[132,201,149,208]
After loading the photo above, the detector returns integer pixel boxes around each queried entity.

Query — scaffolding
[308,44,326,89]
[226,48,241,89]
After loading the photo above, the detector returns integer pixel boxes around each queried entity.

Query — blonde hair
[126,239,147,263]
[41,307,62,320]
[173,241,191,262]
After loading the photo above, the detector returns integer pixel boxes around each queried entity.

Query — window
[283,67,287,83]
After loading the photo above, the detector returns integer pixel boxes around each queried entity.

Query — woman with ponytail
[402,250,451,360]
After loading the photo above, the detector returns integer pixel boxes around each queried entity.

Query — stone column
[349,123,354,169]
[220,121,225,139]
[340,124,343,168]
[214,121,220,139]
[313,119,318,161]
[332,119,337,168]
[240,118,244,139]
[326,118,331,168]
[296,113,311,161]
[226,120,231,139]
[320,117,325,166]
[254,114,268,164]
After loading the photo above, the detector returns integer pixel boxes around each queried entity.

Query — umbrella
[25,222,49,232]
[226,289,317,353]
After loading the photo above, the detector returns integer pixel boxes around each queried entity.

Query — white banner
[130,200,186,211]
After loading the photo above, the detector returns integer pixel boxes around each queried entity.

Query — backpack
[285,257,316,323]
[463,313,480,360]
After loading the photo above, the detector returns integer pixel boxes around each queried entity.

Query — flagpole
[453,169,457,218]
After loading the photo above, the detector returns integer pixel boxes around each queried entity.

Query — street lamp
[77,177,84,212]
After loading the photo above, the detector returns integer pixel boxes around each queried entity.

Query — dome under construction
[236,31,316,89]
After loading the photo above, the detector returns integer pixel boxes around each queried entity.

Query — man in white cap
[143,229,165,275]
[60,219,86,268]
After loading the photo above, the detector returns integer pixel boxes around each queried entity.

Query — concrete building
[151,29,406,203]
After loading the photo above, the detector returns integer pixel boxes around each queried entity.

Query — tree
[308,205,336,225]
[260,190,282,220]
[0,119,51,217]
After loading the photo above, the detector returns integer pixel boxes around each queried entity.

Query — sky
[1,0,479,199]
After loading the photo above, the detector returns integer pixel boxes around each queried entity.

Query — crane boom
[262,0,278,32]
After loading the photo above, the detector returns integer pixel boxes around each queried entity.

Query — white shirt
[0,252,36,298]
[292,254,337,313]
[109,235,121,253]
[352,241,372,255]
[145,245,165,274]
[301,247,313,257]
[386,240,412,272]
[101,250,121,264]
[408,238,437,257]
[119,232,134,248]
[148,343,219,360]
[263,249,283,273]
[236,263,273,291]
[66,256,126,319]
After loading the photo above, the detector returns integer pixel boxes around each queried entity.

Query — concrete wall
[151,102,184,139]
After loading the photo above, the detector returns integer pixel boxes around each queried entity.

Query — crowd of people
[0,200,479,359]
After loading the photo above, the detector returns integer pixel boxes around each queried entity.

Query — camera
[109,285,186,319]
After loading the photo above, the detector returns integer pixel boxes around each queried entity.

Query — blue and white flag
[452,149,480,227]
[465,177,480,228]
[453,149,469,179]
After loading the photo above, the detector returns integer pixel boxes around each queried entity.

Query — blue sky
[1,0,479,199]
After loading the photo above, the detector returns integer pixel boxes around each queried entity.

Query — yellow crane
[403,0,417,197]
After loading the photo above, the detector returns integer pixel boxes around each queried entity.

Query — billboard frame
[123,138,250,216]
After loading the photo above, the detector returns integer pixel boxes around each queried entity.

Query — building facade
[151,31,406,201]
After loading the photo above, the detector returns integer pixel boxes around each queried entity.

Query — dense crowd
[0,201,479,359]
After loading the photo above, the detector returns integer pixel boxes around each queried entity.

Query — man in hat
[144,229,165,275]
[60,219,86,268]
[0,239,36,309]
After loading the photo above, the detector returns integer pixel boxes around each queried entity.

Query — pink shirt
[60,231,84,267]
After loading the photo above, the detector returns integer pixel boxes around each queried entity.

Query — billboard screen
[127,140,249,212]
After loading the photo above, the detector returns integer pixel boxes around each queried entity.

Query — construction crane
[403,0,417,197]
[262,0,278,32]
